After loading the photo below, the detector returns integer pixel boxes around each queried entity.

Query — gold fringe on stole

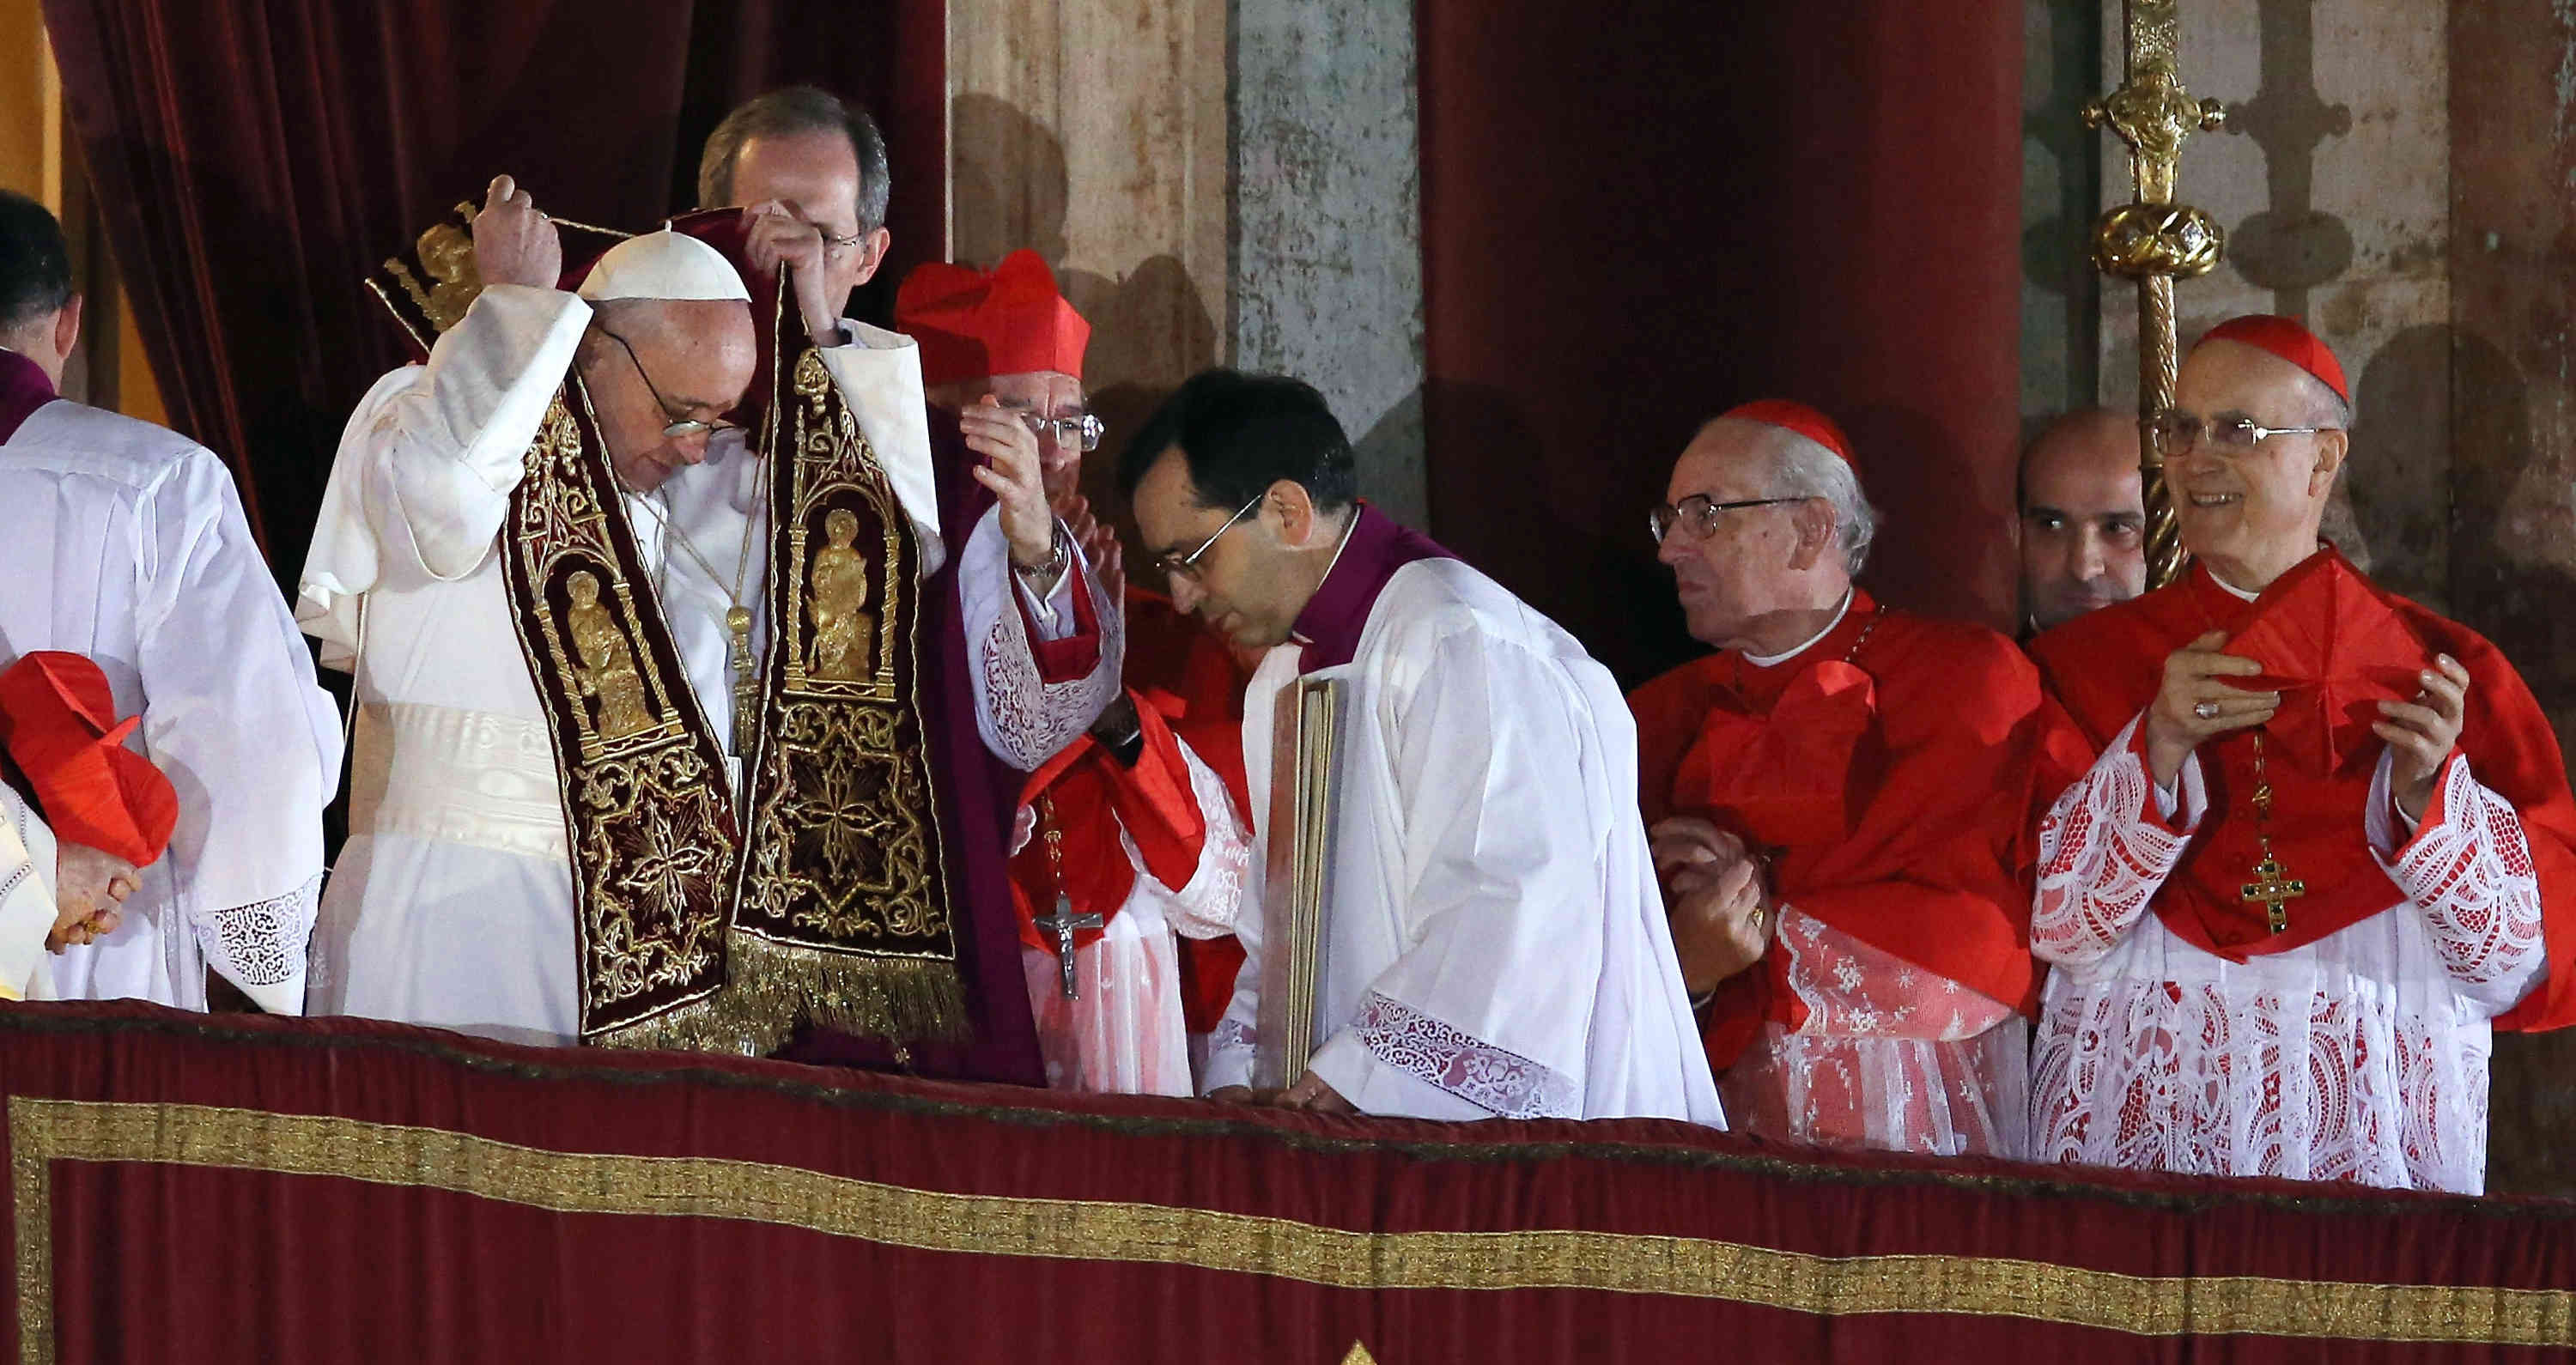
[592,931,969,1055]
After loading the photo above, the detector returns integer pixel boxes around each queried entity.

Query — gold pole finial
[2084,0,2228,589]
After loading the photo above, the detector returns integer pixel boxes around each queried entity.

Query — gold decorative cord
[10,1097,2569,1363]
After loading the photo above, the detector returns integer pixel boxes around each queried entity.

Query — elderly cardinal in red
[2026,315,2576,1193]
[1631,402,2087,1157]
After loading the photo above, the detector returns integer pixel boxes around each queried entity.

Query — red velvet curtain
[1419,4,2025,684]
[38,0,942,585]
[9,1002,2574,1362]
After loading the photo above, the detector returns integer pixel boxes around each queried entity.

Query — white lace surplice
[1204,560,1724,1125]
[2030,717,2545,1193]
[0,397,340,1013]
[1015,743,1251,1095]
[1721,908,2026,1157]
[298,288,1107,1045]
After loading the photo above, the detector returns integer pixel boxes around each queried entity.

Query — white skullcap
[576,228,750,303]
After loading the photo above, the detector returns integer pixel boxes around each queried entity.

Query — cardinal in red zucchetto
[1630,401,2091,1158]
[899,251,1255,1095]
[2026,315,2576,1194]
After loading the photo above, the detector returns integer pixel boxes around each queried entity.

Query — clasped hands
[2143,629,2468,822]
[1649,817,1774,995]
[49,843,137,955]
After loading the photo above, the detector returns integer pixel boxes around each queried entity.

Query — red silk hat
[0,652,179,867]
[896,250,1091,387]
[1719,399,1854,466]
[2197,314,2349,403]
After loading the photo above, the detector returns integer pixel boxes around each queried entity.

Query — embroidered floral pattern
[980,603,1118,771]
[1350,992,1577,1119]
[2030,741,2545,1194]
[2381,757,2547,991]
[2033,732,2192,967]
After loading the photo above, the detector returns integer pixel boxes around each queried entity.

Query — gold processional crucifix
[2085,0,2228,591]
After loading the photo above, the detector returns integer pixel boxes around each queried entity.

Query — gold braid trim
[11,1097,2572,1356]
[590,930,968,1055]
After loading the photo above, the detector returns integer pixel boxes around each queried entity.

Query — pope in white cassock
[1120,370,1722,1123]
[0,189,338,1015]
[298,178,1115,1065]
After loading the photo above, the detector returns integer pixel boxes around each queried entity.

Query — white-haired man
[2026,315,2576,1192]
[300,175,1113,1075]
[1631,400,2085,1156]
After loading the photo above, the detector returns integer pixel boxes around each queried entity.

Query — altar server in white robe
[1120,370,1723,1124]
[0,190,338,1015]
[299,178,1113,1047]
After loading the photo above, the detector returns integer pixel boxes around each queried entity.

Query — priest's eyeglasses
[1014,409,1107,452]
[598,328,744,441]
[2149,410,2328,454]
[1154,494,1265,583]
[1649,494,1805,545]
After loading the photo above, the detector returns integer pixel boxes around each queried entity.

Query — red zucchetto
[2196,314,2350,404]
[0,652,178,867]
[1718,399,1854,467]
[896,250,1091,388]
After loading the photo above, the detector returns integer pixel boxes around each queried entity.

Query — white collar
[1741,587,1854,668]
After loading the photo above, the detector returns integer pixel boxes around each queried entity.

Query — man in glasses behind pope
[2026,314,2576,1193]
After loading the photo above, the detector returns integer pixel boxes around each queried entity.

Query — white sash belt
[349,701,568,861]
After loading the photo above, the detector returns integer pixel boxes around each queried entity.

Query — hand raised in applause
[963,395,1057,568]
[2142,629,2279,787]
[471,175,562,291]
[741,201,844,346]
[1065,496,1124,608]
[1650,817,1771,994]
[48,842,137,953]
[2373,654,2470,823]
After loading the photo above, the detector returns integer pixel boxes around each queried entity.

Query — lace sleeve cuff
[1329,992,1579,1119]
[2034,720,2196,965]
[189,872,320,1015]
[1201,1018,1257,1094]
[2369,754,2548,996]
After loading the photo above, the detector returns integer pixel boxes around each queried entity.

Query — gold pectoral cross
[2241,847,2306,935]
[2237,731,2304,934]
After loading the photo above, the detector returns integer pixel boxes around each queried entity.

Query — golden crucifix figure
[2084,0,2228,589]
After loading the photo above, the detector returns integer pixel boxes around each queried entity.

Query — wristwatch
[1092,699,1146,767]
[1013,522,1070,584]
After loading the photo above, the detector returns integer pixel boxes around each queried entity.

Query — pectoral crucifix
[1033,806,1101,998]
[1032,895,1103,999]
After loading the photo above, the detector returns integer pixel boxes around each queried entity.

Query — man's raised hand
[471,175,562,290]
[2142,629,2278,786]
[2374,654,2470,822]
[741,202,843,345]
[963,395,1057,568]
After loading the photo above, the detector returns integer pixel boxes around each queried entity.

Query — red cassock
[1009,587,1251,1034]
[1630,592,2093,1075]
[2027,549,2576,1029]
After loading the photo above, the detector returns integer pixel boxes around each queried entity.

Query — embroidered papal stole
[369,224,963,1053]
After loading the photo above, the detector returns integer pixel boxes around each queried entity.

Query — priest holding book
[2026,315,2576,1193]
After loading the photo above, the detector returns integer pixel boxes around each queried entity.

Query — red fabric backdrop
[4,1002,2573,1362]
[38,0,943,585]
[1418,4,2026,683]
